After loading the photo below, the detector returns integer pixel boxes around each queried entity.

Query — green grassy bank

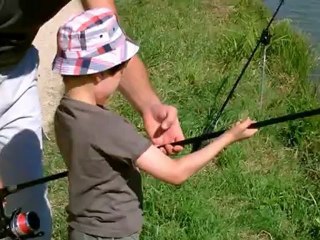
[44,0,320,239]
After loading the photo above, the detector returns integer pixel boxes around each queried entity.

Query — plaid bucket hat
[52,8,139,75]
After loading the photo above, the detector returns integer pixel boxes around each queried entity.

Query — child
[53,8,258,240]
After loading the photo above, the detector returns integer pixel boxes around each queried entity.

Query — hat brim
[52,39,139,76]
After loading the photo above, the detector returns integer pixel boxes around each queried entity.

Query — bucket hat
[52,8,139,75]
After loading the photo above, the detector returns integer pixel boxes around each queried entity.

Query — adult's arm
[81,0,161,113]
[80,0,184,154]
[81,0,117,15]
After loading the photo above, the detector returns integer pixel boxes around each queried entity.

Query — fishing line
[260,44,269,109]
[192,0,284,151]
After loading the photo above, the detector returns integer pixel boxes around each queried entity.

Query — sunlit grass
[44,0,320,239]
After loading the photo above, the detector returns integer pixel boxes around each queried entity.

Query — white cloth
[0,46,52,239]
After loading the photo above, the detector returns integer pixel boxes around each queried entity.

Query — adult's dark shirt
[0,0,69,67]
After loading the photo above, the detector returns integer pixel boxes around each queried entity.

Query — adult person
[0,0,184,239]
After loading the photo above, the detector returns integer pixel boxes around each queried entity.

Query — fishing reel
[0,171,68,239]
[0,206,44,239]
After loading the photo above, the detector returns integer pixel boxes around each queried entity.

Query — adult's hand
[143,104,184,155]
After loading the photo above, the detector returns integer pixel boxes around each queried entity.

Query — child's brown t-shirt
[54,96,151,238]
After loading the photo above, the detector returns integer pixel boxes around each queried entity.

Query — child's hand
[225,118,258,143]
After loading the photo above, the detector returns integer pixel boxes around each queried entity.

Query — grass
[43,0,320,239]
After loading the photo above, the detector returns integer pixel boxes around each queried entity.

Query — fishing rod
[166,107,320,147]
[1,107,318,195]
[0,105,318,239]
[192,0,285,151]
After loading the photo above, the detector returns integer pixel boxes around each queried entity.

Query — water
[264,0,320,81]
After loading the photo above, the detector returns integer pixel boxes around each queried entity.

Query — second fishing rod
[192,0,285,151]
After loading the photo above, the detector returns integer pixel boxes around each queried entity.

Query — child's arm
[136,118,257,185]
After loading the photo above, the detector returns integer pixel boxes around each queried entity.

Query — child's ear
[94,72,104,84]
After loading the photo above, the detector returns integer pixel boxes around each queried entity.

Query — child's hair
[62,60,129,81]
[104,59,129,76]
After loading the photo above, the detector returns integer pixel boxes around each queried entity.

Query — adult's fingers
[160,106,177,130]
[172,145,183,153]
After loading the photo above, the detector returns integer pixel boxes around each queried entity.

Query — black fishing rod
[0,171,68,199]
[0,106,318,239]
[1,107,319,196]
[192,0,285,151]
[170,107,320,147]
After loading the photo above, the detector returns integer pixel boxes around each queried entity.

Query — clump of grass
[269,19,315,80]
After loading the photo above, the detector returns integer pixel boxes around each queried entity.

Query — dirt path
[33,0,82,133]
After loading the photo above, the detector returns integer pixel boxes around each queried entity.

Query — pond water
[264,0,320,81]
